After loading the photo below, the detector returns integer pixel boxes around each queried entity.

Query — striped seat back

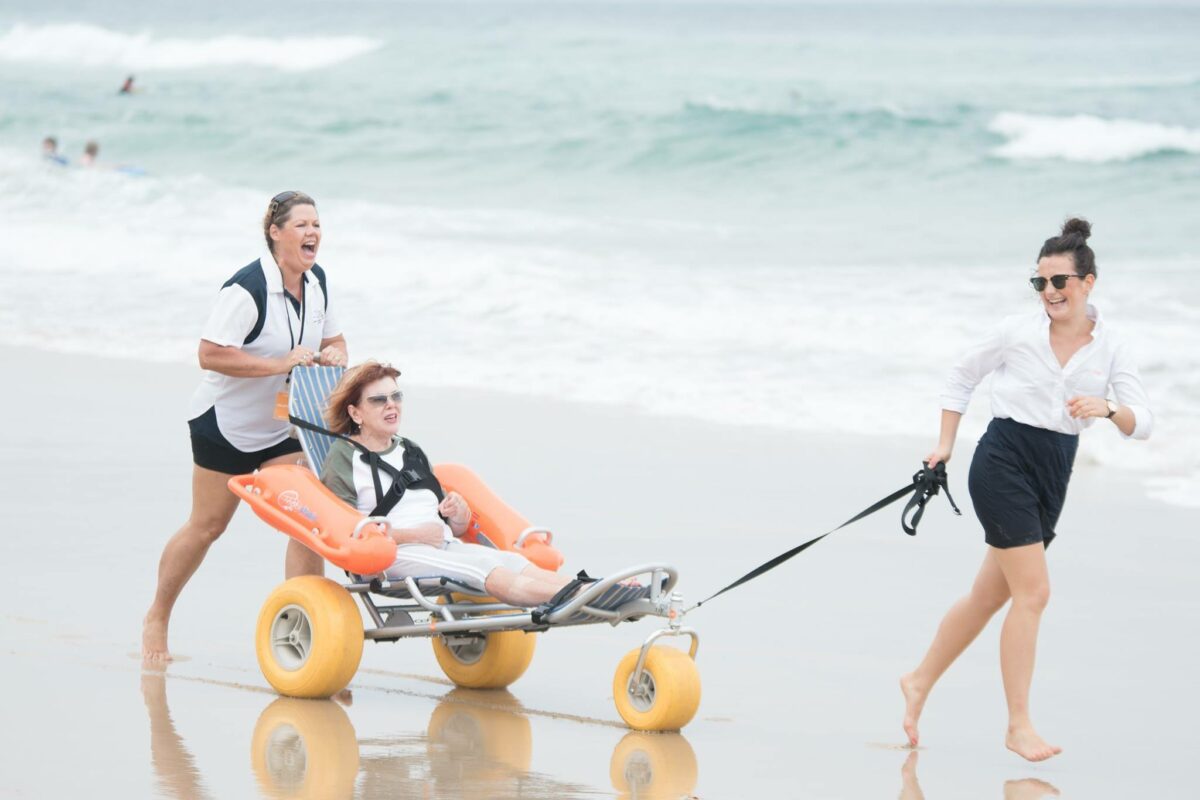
[288,365,346,475]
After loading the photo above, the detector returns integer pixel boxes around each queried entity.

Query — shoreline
[5,342,1183,511]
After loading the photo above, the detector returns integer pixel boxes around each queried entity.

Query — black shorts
[968,417,1079,549]
[188,406,304,475]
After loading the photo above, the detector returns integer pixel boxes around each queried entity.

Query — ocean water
[2,0,1199,506]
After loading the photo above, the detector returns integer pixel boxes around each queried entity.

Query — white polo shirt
[189,252,342,452]
[940,305,1152,439]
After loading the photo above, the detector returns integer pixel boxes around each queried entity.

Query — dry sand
[1,349,1198,798]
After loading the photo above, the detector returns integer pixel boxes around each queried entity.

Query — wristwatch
[1105,399,1118,419]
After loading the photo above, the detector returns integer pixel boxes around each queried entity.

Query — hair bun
[1061,217,1092,240]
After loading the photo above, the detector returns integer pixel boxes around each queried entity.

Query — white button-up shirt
[940,305,1152,439]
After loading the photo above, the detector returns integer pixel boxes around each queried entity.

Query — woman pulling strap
[142,191,348,662]
[900,218,1152,761]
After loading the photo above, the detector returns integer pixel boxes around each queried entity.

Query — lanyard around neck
[283,278,306,351]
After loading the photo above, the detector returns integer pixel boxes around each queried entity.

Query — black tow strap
[691,463,961,610]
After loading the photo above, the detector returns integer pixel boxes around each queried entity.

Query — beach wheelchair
[228,366,701,731]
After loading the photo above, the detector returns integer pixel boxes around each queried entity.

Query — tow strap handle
[692,462,961,610]
[902,461,960,536]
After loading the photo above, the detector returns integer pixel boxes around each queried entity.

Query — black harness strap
[364,445,443,518]
[691,463,960,610]
[288,415,444,517]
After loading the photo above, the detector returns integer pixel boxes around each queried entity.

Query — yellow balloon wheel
[255,576,364,699]
[612,646,701,731]
[431,629,536,689]
[430,594,537,689]
[426,688,533,778]
[250,697,360,800]
[609,731,698,799]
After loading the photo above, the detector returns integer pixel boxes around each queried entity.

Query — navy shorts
[967,417,1079,549]
[188,406,303,475]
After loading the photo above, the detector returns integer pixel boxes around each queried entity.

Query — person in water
[119,75,136,94]
[142,191,348,661]
[79,141,99,167]
[41,136,68,166]
[319,362,581,606]
[900,218,1152,761]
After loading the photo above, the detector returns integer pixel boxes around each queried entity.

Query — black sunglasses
[364,390,403,407]
[1030,274,1083,292]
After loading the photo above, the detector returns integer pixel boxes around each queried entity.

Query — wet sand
[2,349,1198,798]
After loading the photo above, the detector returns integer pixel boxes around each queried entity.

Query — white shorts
[384,540,532,592]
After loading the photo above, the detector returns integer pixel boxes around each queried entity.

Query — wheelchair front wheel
[256,576,364,699]
[612,645,701,731]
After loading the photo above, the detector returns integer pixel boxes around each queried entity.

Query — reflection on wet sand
[1003,778,1061,800]
[899,751,925,800]
[898,751,1060,800]
[253,687,699,799]
[141,667,212,800]
[143,669,701,799]
[251,697,360,799]
[609,730,698,800]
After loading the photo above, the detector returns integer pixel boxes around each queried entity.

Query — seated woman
[319,361,577,607]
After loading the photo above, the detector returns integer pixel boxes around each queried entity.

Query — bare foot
[142,615,174,663]
[900,673,928,747]
[899,751,924,800]
[1004,777,1060,800]
[1005,726,1062,762]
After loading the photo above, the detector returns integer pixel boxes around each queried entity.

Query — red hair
[324,361,401,435]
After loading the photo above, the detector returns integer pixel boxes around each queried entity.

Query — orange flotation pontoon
[228,463,565,575]
[435,463,564,572]
[229,465,397,575]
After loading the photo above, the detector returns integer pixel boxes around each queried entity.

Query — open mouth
[383,411,398,423]
[300,242,317,257]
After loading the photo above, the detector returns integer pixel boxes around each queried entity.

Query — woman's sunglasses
[1030,274,1083,292]
[364,390,403,407]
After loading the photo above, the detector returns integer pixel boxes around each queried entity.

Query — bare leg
[483,566,571,606]
[519,563,571,590]
[901,548,1010,746]
[285,537,325,578]
[142,466,241,661]
[258,452,326,580]
[994,543,1061,762]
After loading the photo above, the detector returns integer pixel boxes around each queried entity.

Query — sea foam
[0,23,381,72]
[989,112,1200,163]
